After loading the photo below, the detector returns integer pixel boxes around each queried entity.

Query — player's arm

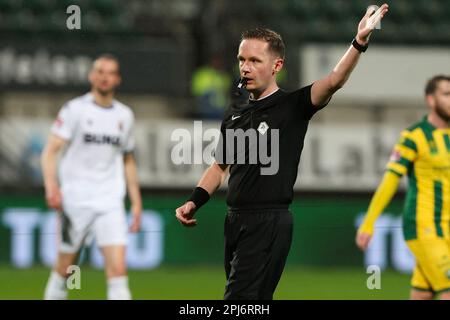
[311,4,389,107]
[175,162,229,227]
[41,134,68,211]
[124,152,142,233]
[356,170,401,251]
[357,128,418,250]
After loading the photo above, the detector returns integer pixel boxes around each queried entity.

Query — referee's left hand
[175,201,197,227]
[356,3,389,45]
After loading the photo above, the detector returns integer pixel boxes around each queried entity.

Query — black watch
[351,38,369,53]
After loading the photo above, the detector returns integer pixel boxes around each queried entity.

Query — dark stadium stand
[0,0,449,44]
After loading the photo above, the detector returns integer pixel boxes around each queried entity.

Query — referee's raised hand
[356,3,389,45]
[175,201,197,227]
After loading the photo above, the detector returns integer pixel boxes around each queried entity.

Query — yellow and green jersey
[388,116,450,240]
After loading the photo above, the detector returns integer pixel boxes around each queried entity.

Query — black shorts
[223,208,293,300]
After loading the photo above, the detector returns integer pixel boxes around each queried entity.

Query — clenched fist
[175,201,198,227]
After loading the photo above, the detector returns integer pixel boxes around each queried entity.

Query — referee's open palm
[356,3,389,44]
[175,201,197,227]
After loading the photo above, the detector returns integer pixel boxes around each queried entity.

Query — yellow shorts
[406,238,450,293]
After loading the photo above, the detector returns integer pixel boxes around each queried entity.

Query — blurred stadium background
[1,0,449,299]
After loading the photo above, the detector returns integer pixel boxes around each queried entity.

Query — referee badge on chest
[257,121,269,135]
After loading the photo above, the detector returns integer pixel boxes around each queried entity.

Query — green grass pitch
[0,265,410,300]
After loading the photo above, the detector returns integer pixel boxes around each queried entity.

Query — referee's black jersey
[215,84,325,209]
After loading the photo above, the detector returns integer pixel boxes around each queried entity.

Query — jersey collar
[87,92,115,110]
[249,88,280,102]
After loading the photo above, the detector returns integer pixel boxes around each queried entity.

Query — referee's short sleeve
[293,84,328,120]
[214,121,227,164]
[51,103,76,141]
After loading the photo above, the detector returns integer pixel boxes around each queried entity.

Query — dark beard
[435,104,450,122]
[96,87,113,96]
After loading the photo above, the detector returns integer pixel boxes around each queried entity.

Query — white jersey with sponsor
[51,93,135,209]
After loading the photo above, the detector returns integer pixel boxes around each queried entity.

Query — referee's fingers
[365,5,376,17]
[177,214,197,227]
[175,206,196,226]
[183,219,197,227]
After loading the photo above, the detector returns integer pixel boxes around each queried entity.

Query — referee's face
[89,58,121,96]
[238,39,283,95]
[429,80,450,121]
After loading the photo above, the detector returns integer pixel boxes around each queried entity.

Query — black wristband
[187,187,210,209]
[351,38,369,53]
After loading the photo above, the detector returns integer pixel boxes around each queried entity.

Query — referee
[176,4,389,300]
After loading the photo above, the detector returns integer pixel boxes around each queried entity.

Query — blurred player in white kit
[41,54,142,300]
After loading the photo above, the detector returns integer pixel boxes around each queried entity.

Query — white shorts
[57,204,128,254]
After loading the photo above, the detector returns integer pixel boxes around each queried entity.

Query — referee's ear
[272,58,284,75]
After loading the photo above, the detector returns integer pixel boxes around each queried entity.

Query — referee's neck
[249,85,280,101]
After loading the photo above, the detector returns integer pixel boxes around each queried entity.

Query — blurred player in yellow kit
[356,75,450,300]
